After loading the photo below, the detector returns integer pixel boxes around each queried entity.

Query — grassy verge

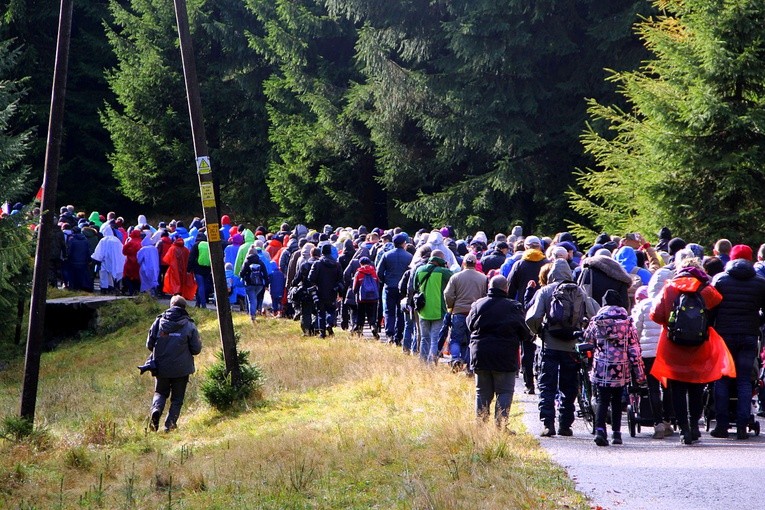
[0,302,587,509]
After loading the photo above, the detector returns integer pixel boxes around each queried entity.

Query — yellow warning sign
[200,182,216,208]
[207,223,220,242]
[196,156,211,174]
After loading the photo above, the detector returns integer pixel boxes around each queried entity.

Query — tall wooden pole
[20,0,74,422]
[172,0,240,383]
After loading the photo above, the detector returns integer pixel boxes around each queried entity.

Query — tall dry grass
[0,305,587,509]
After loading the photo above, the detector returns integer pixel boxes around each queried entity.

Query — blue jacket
[615,246,651,284]
[376,247,413,289]
[269,269,286,299]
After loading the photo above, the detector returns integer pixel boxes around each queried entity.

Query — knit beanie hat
[730,244,753,261]
[668,237,687,257]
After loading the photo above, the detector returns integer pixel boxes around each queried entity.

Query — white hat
[524,235,541,248]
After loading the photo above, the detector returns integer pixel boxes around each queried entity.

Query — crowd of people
[42,205,765,442]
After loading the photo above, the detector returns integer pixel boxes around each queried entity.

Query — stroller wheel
[627,409,637,438]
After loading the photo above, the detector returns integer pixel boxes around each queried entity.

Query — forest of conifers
[1,0,764,244]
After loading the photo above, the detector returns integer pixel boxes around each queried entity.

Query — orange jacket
[649,272,734,384]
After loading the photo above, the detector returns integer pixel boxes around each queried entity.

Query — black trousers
[151,375,190,429]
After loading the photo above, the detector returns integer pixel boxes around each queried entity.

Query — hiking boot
[710,427,729,438]
[737,428,749,440]
[652,422,666,439]
[319,331,327,339]
[327,327,334,336]
[149,410,160,432]
[690,423,701,441]
[540,424,556,437]
[594,429,608,446]
[611,431,623,445]
[680,428,693,445]
[558,426,573,437]
[524,386,535,395]
[662,421,674,436]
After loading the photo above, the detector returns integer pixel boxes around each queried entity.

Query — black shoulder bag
[413,266,437,312]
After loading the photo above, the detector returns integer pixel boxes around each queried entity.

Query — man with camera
[145,295,202,432]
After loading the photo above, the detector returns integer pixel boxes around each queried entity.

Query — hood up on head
[547,259,573,284]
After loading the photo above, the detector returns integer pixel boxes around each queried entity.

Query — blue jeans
[538,348,578,428]
[194,274,207,308]
[383,287,404,342]
[449,313,469,364]
[715,334,758,429]
[402,308,416,353]
[419,318,444,364]
[475,370,516,427]
[245,285,263,318]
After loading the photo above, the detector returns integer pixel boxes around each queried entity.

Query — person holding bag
[413,250,453,364]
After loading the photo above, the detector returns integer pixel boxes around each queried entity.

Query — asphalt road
[517,380,765,510]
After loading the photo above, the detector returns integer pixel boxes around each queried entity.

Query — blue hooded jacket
[615,246,651,284]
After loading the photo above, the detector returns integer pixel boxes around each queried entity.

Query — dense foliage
[0,40,33,344]
[2,0,764,245]
[571,0,765,246]
[102,0,275,221]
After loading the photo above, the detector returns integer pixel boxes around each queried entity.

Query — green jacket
[414,258,452,320]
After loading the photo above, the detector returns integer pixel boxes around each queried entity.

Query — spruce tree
[0,39,31,200]
[572,0,765,245]
[0,39,33,343]
[327,0,650,234]
[247,0,382,227]
[103,0,274,221]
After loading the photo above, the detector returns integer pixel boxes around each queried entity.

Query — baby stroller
[626,378,677,437]
[703,378,761,436]
[626,384,655,437]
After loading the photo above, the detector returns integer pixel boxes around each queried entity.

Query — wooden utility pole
[172,0,240,383]
[20,0,74,422]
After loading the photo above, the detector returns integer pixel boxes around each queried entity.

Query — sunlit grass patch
[0,302,587,508]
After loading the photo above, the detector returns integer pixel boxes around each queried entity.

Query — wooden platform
[45,295,138,342]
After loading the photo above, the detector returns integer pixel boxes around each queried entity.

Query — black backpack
[667,287,708,346]
[247,262,266,287]
[545,281,587,339]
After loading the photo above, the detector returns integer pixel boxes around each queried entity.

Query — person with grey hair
[145,295,202,432]
[467,275,531,430]
[444,253,488,370]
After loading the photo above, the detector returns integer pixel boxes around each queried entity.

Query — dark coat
[711,260,765,337]
[507,250,548,304]
[66,233,92,266]
[467,288,531,372]
[309,256,344,302]
[279,238,299,275]
[578,255,631,310]
[338,239,356,271]
[480,249,506,274]
[147,306,202,379]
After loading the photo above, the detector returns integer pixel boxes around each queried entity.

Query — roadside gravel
[517,379,765,510]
